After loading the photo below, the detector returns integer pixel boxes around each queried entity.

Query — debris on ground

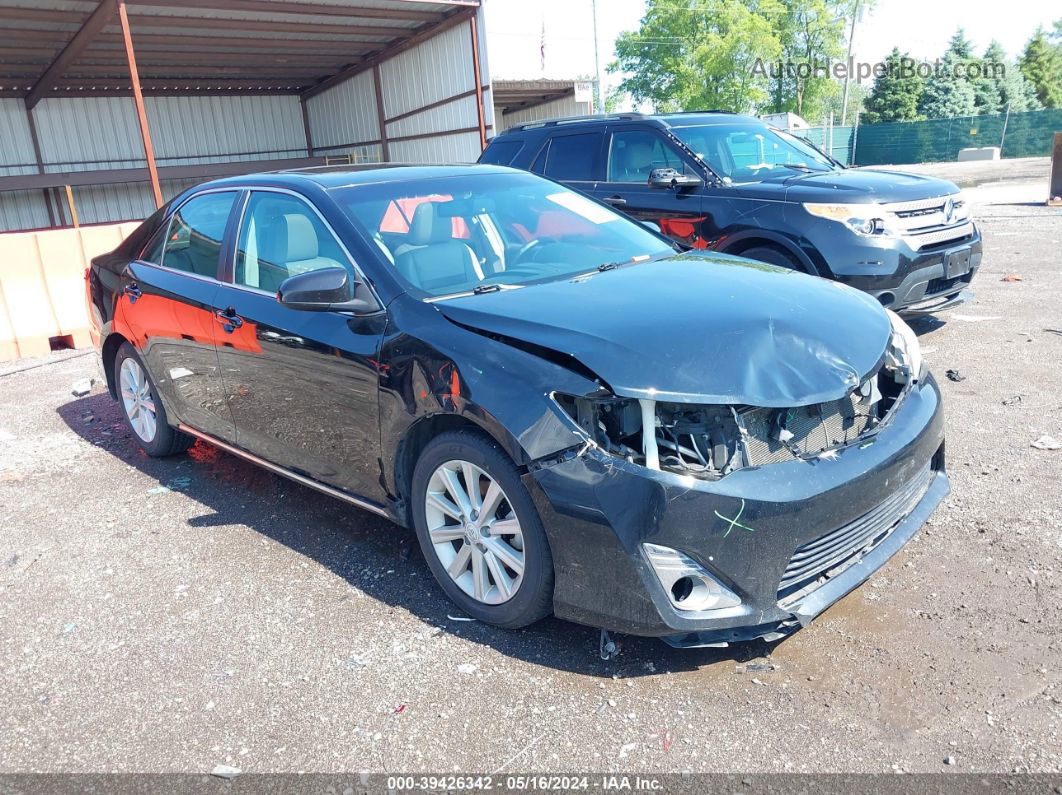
[742,662,778,673]
[945,369,966,382]
[210,765,241,779]
[393,703,407,714]
[457,663,478,675]
[446,614,476,622]
[945,756,957,766]
[70,378,94,397]
[1031,435,1062,451]
[1001,274,1023,282]
[1002,395,1024,405]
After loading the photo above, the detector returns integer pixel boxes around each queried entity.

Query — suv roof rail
[503,112,648,132]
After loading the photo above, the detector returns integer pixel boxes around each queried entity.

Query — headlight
[885,309,924,383]
[804,202,897,236]
[642,543,742,612]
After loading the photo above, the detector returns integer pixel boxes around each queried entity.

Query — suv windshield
[333,172,674,299]
[669,123,836,183]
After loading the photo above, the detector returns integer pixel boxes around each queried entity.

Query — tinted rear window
[479,139,524,165]
[543,133,601,181]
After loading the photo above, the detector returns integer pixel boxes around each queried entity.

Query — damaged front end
[552,310,923,482]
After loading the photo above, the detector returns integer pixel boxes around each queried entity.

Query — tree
[918,29,977,119]
[766,0,847,122]
[1020,26,1062,108]
[862,47,924,123]
[610,0,785,114]
[973,41,1041,115]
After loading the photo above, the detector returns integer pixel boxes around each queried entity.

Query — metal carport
[0,0,492,232]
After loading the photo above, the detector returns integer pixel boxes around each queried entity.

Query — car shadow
[905,315,946,336]
[58,392,786,678]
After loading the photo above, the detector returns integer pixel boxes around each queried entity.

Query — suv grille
[777,462,934,605]
[881,195,974,250]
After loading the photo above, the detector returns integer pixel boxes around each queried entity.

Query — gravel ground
[1,181,1060,775]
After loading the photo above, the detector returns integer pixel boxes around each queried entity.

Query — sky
[483,0,1060,101]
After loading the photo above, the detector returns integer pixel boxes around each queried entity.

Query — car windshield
[332,171,675,299]
[669,123,837,183]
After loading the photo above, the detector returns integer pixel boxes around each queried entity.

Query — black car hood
[435,252,892,407]
[734,167,959,204]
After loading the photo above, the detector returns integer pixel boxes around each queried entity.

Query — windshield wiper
[472,284,502,294]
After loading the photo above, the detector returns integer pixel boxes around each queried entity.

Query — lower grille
[777,462,935,605]
[925,271,973,298]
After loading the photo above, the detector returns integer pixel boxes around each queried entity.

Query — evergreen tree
[918,30,977,119]
[974,41,1041,114]
[862,47,924,123]
[1020,26,1062,108]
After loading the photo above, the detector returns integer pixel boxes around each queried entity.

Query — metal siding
[305,69,380,150]
[379,22,474,120]
[496,96,592,132]
[34,96,146,172]
[386,93,478,139]
[146,95,308,166]
[0,189,50,232]
[389,131,482,164]
[0,99,39,177]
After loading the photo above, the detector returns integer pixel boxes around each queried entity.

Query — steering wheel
[512,238,541,265]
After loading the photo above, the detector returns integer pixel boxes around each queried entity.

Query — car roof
[194,163,516,193]
[494,111,762,136]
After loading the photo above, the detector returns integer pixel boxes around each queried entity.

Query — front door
[212,190,386,502]
[117,190,238,441]
[593,126,708,247]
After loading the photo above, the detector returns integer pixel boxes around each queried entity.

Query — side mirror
[277,267,380,314]
[649,167,702,191]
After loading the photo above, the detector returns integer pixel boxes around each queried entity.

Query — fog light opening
[877,292,895,307]
[671,576,694,604]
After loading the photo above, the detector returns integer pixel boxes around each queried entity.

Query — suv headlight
[885,309,924,383]
[804,202,898,237]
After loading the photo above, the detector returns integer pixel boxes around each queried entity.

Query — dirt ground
[1,170,1060,775]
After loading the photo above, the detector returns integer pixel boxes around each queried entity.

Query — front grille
[739,391,875,467]
[904,221,975,250]
[777,462,935,605]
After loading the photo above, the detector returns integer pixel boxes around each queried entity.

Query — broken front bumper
[524,374,947,644]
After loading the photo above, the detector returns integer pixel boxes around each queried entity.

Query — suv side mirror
[649,167,702,191]
[277,267,380,314]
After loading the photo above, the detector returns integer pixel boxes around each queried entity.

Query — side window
[607,130,690,183]
[161,192,236,277]
[542,132,601,181]
[235,192,352,293]
[479,139,524,166]
[140,222,169,264]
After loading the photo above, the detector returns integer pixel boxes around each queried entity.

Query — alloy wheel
[424,459,525,605]
[119,357,157,443]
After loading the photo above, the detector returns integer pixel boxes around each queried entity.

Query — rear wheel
[411,431,553,628]
[739,245,804,272]
[114,342,193,457]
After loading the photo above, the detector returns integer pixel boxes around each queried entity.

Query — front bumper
[525,374,947,643]
[817,225,983,313]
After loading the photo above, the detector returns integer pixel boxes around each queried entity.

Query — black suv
[480,112,982,314]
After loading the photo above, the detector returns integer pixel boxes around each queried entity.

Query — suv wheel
[411,431,554,628]
[114,342,194,457]
[740,245,803,272]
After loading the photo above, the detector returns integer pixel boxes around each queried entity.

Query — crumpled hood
[778,168,959,204]
[436,252,892,407]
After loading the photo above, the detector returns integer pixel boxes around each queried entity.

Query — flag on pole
[540,18,546,72]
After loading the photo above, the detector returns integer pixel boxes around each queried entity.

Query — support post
[372,65,390,162]
[117,0,162,208]
[64,185,80,228]
[24,105,56,227]
[469,14,487,151]
[300,96,315,157]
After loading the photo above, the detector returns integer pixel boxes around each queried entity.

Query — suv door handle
[602,196,627,206]
[215,308,244,332]
[123,283,142,302]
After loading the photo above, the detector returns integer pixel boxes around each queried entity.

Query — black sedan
[86,164,948,647]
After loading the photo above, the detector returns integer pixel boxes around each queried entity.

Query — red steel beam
[117,0,162,208]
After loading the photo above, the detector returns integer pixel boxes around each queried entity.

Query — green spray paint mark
[714,499,756,538]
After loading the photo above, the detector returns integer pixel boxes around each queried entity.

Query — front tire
[114,342,193,457]
[739,245,804,272]
[411,431,554,628]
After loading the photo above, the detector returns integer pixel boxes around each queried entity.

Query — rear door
[117,190,238,441]
[212,189,386,502]
[592,126,707,246]
[531,128,605,193]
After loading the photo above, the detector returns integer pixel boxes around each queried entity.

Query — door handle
[215,308,244,332]
[123,283,142,302]
[602,196,627,206]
